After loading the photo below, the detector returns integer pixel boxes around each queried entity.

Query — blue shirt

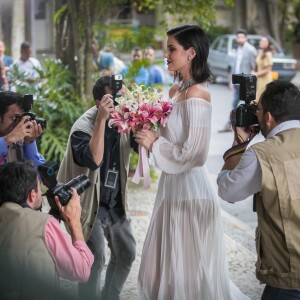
[93,51,114,71]
[120,65,149,86]
[148,65,164,85]
[0,138,45,169]
[2,55,13,67]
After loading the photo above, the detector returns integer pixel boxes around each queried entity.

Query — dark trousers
[261,285,300,300]
[78,212,136,300]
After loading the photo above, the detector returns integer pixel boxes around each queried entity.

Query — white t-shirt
[12,57,42,80]
[235,46,243,74]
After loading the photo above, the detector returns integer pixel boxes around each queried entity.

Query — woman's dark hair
[167,24,212,83]
[260,36,273,59]
[0,161,38,206]
[261,81,300,123]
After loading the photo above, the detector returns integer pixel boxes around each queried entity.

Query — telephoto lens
[55,175,91,206]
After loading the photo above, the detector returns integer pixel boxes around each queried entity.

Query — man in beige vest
[217,80,300,299]
[0,161,94,300]
[57,76,137,300]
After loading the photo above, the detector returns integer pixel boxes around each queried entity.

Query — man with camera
[57,75,137,300]
[217,80,300,299]
[0,161,94,300]
[0,91,45,167]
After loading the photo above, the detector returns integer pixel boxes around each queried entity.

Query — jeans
[78,212,136,300]
[261,285,300,300]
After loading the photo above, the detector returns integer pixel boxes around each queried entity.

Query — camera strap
[223,129,258,162]
[223,141,250,162]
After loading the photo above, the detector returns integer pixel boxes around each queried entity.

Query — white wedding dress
[138,98,250,300]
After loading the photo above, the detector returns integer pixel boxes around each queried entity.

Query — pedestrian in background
[218,81,300,300]
[252,36,273,101]
[120,47,149,85]
[219,29,257,132]
[10,41,42,84]
[103,43,126,74]
[0,40,13,74]
[0,40,13,90]
[144,46,164,85]
[92,40,115,76]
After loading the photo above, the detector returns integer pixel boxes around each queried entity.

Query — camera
[14,94,47,130]
[38,161,91,219]
[231,74,258,127]
[110,74,123,105]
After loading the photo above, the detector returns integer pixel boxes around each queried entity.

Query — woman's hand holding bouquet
[109,84,172,188]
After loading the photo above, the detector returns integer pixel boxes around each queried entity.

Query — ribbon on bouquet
[132,144,150,189]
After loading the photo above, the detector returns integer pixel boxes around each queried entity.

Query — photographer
[0,91,45,167]
[217,81,300,299]
[57,75,137,300]
[0,161,94,300]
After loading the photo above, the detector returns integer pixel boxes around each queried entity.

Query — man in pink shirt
[0,161,94,299]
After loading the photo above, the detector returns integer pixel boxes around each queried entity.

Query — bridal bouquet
[109,84,172,188]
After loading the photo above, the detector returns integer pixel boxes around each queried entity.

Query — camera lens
[54,175,91,206]
[66,175,91,194]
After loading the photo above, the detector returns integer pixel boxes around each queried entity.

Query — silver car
[208,34,298,82]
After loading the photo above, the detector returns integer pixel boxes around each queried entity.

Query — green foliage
[292,2,300,43]
[94,24,164,53]
[135,0,234,31]
[9,58,86,164]
[9,64,44,95]
[206,25,231,44]
[37,59,86,164]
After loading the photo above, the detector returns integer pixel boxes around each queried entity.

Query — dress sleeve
[45,217,94,282]
[152,99,211,174]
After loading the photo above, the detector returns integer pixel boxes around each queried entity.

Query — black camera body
[18,94,47,130]
[38,161,91,218]
[110,74,123,105]
[231,74,258,127]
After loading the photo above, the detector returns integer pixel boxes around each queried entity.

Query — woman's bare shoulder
[186,84,211,102]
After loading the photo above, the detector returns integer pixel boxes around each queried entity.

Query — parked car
[208,34,298,82]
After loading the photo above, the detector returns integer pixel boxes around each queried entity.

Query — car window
[218,37,228,53]
[211,38,220,50]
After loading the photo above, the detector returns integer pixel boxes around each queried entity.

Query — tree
[54,0,129,106]
[54,0,234,106]
[138,0,234,30]
[233,0,300,47]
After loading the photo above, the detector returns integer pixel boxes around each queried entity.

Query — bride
[135,24,250,300]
